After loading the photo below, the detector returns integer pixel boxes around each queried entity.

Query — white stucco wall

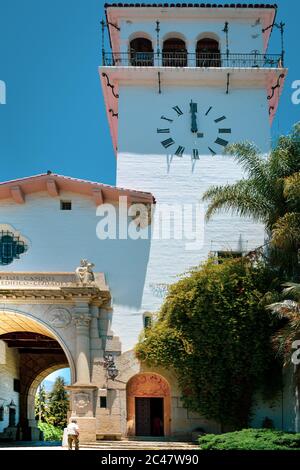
[0,191,152,351]
[0,342,20,433]
[115,83,269,349]
[250,367,297,433]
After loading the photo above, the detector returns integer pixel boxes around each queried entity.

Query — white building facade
[0,4,294,442]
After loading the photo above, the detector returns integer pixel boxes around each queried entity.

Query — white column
[73,303,91,384]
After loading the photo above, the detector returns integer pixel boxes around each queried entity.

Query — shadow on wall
[96,219,152,309]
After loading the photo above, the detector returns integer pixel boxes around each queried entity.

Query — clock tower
[100,3,287,348]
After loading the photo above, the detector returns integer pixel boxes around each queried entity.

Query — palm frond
[271,212,300,249]
[202,179,272,222]
[283,173,300,207]
[282,282,300,300]
[225,142,266,179]
[267,300,300,317]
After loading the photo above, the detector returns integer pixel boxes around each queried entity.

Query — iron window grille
[0,230,28,266]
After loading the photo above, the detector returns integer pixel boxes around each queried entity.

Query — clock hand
[190,100,198,134]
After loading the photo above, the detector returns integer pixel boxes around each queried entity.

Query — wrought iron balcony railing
[102,52,283,69]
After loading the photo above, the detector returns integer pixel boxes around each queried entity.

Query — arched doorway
[0,312,72,441]
[129,37,154,66]
[196,37,221,67]
[126,373,171,437]
[162,37,187,67]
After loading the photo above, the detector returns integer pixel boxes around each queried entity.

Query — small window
[143,314,152,329]
[60,200,72,211]
[13,378,20,393]
[0,406,4,421]
[100,396,107,408]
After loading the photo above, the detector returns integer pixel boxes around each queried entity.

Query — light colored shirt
[67,422,79,436]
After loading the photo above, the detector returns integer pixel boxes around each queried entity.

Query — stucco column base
[66,384,98,442]
[74,417,97,443]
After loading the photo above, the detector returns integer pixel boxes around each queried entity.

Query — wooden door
[135,398,151,436]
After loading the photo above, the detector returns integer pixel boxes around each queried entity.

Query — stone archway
[126,373,171,437]
[27,363,69,428]
[0,313,71,440]
[0,269,113,442]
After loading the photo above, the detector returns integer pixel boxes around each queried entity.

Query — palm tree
[267,283,300,364]
[202,123,300,277]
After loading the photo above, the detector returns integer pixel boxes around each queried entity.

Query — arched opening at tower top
[129,37,154,66]
[196,38,221,67]
[162,38,187,67]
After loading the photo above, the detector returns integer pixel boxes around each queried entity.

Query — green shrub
[198,429,300,450]
[38,422,63,441]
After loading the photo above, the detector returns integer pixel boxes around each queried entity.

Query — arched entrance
[126,373,171,437]
[0,312,71,441]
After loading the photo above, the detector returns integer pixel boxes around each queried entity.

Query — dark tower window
[196,38,221,67]
[100,397,107,408]
[13,379,21,393]
[162,38,187,67]
[130,37,154,66]
[0,230,27,265]
[9,406,16,427]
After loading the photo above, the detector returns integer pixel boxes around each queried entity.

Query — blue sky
[42,367,70,387]
[0,0,299,185]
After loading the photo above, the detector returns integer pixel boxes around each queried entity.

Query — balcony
[102,52,282,69]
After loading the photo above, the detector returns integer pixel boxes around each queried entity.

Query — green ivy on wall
[136,258,282,428]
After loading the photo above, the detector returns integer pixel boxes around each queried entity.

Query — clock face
[156,101,232,158]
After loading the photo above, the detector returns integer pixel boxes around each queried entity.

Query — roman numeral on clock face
[172,106,183,116]
[214,116,226,123]
[215,137,229,147]
[161,138,175,148]
[208,147,216,156]
[157,128,170,133]
[161,116,173,123]
[175,145,185,156]
[219,128,231,134]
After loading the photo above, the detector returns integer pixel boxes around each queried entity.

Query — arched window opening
[130,37,154,66]
[0,229,28,265]
[162,38,187,67]
[196,38,221,67]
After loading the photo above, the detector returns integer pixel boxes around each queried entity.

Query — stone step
[83,440,199,450]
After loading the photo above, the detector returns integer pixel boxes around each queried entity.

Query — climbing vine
[136,258,282,428]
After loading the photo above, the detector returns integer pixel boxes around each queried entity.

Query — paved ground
[0,439,199,451]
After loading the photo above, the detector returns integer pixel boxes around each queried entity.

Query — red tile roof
[105,3,277,9]
[0,173,155,205]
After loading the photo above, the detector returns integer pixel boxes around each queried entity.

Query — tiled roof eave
[104,3,277,10]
